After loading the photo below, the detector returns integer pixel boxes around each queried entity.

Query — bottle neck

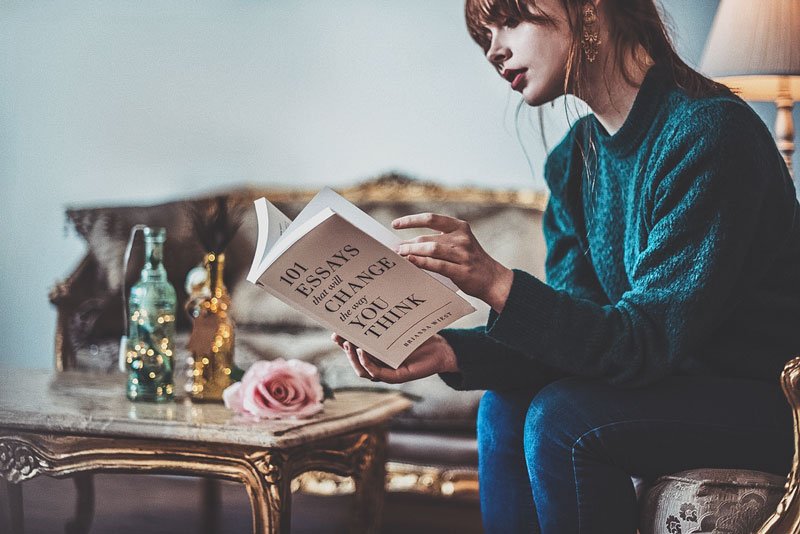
[141,239,167,280]
[206,252,227,296]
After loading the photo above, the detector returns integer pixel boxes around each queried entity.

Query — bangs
[464,0,554,51]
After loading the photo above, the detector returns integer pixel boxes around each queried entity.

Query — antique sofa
[51,173,800,533]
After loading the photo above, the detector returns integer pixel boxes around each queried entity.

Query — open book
[246,187,476,369]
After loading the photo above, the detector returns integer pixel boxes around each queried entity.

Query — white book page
[284,187,401,247]
[246,198,293,283]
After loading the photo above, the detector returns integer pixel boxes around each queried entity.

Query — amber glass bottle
[186,252,235,401]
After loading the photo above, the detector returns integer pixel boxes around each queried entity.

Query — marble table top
[0,370,411,449]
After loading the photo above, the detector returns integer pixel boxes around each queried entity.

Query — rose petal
[242,380,270,416]
[222,382,244,413]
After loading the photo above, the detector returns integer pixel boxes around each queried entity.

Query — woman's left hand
[392,213,513,312]
[332,333,458,384]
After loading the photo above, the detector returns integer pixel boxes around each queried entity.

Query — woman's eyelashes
[482,15,519,40]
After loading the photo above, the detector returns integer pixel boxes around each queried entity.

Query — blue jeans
[477,376,793,534]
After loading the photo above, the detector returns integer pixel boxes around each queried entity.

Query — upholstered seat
[640,469,786,534]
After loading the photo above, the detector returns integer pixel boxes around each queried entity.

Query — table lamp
[700,0,800,176]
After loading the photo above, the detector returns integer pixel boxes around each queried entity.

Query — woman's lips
[511,70,526,90]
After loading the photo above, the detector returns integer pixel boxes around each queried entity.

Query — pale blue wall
[0,1,796,368]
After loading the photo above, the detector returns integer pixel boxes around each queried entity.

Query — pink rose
[223,359,324,419]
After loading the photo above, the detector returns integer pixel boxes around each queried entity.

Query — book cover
[247,189,475,368]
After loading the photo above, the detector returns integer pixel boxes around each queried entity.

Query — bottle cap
[143,226,166,242]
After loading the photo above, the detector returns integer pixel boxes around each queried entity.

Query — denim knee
[478,390,535,454]
[523,379,587,462]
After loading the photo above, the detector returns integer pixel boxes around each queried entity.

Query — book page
[246,198,293,284]
[287,187,400,247]
[257,213,475,368]
[260,208,336,273]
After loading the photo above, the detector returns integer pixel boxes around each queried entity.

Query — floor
[11,473,483,533]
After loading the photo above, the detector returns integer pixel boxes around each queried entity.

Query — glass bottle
[125,226,176,402]
[185,252,235,401]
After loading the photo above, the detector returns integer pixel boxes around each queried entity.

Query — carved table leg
[246,452,292,534]
[1,479,24,534]
[65,473,94,534]
[280,429,391,533]
[351,430,387,534]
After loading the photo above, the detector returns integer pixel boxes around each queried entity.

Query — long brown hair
[464,0,728,101]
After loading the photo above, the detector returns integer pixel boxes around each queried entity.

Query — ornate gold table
[0,370,411,533]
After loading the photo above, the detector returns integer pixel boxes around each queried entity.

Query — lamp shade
[700,0,800,101]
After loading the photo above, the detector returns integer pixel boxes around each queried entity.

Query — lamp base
[776,93,795,177]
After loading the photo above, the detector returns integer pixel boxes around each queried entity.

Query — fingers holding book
[332,332,391,382]
[332,333,375,381]
[331,333,459,384]
[391,212,514,312]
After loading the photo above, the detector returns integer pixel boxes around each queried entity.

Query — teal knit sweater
[440,64,800,390]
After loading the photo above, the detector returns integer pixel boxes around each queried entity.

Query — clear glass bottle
[125,227,176,402]
[186,252,235,401]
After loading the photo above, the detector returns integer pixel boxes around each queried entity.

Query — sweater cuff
[438,327,493,391]
[487,269,559,351]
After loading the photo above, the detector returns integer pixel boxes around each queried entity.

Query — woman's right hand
[331,334,458,384]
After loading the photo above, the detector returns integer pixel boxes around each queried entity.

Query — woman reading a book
[332,0,800,531]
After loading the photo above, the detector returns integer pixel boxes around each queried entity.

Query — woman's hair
[464,0,728,101]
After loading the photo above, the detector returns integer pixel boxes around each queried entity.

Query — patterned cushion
[639,468,785,534]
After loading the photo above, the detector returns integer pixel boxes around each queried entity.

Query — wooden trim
[233,173,548,211]
[758,355,800,533]
[49,255,95,372]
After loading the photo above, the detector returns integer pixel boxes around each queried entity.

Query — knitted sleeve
[437,326,566,391]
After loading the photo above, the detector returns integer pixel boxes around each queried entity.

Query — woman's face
[482,1,572,106]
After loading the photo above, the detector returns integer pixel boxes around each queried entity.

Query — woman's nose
[485,38,510,67]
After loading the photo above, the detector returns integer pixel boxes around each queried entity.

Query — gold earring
[581,3,601,63]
